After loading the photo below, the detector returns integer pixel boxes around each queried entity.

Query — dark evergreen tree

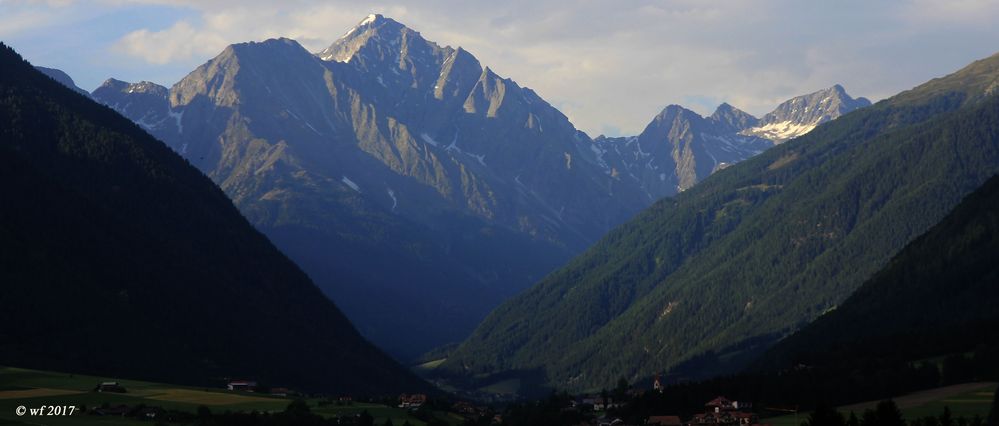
[847,412,860,426]
[803,404,846,426]
[988,389,999,426]
[861,409,880,426]
[875,400,906,426]
[285,399,311,417]
[940,406,954,426]
[358,410,375,426]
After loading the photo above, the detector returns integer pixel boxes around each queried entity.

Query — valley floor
[764,382,997,426]
[0,366,461,426]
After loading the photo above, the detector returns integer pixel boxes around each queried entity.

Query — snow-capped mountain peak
[318,14,411,63]
[741,84,871,143]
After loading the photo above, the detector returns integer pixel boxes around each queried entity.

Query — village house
[595,415,629,426]
[398,393,427,409]
[647,396,764,426]
[689,396,762,426]
[136,406,165,420]
[579,395,623,411]
[226,380,257,391]
[453,401,491,419]
[95,381,127,393]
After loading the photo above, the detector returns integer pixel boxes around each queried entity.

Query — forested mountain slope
[441,50,999,392]
[757,171,999,370]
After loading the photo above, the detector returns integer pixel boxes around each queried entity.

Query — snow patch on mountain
[420,133,439,147]
[387,188,397,211]
[743,120,817,142]
[341,176,361,193]
[168,109,183,133]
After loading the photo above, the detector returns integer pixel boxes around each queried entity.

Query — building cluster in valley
[398,393,428,408]
[210,373,772,426]
[571,393,767,426]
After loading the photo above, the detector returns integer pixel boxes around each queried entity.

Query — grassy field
[477,379,521,396]
[0,366,454,426]
[413,358,446,371]
[763,382,997,426]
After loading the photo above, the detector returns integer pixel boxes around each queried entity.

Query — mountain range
[0,43,426,394]
[85,15,868,360]
[9,11,997,405]
[439,49,999,392]
[593,84,868,199]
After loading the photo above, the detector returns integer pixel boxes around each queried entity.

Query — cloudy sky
[4,0,999,136]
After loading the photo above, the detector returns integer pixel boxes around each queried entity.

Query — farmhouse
[580,395,623,411]
[226,380,257,391]
[398,393,427,408]
[95,381,127,393]
[689,396,762,426]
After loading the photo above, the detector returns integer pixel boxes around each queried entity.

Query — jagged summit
[94,78,168,95]
[317,14,432,63]
[96,77,129,90]
[710,102,759,132]
[93,13,644,360]
[741,84,871,143]
[652,103,700,120]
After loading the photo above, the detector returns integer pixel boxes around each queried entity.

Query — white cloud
[114,20,228,64]
[0,0,83,37]
[899,0,999,27]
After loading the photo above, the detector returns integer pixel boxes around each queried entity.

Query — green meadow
[764,383,997,426]
[0,366,455,426]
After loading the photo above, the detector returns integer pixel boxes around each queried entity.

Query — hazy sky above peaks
[4,0,999,136]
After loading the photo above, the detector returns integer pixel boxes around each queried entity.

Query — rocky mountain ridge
[87,14,868,359]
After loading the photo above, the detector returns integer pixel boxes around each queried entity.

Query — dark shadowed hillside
[757,170,999,370]
[0,43,427,395]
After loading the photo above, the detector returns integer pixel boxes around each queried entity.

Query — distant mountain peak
[319,14,416,63]
[656,103,698,119]
[710,102,758,132]
[98,77,128,90]
[95,78,167,96]
[714,101,735,110]
[34,66,89,97]
[742,84,871,143]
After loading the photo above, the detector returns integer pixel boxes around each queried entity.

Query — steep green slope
[757,171,999,369]
[441,51,999,391]
[0,43,426,394]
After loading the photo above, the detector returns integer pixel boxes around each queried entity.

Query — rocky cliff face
[91,17,647,359]
[90,14,869,359]
[742,84,871,143]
